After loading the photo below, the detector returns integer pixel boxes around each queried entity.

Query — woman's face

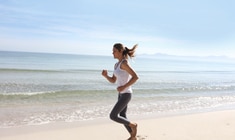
[112,47,122,59]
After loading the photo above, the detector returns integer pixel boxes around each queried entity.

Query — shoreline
[1,110,235,140]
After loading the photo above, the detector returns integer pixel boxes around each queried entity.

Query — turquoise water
[0,51,235,128]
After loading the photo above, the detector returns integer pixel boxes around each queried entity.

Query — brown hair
[113,43,138,59]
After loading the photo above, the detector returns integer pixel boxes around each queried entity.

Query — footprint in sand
[137,135,148,140]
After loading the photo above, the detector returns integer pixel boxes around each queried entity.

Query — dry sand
[1,110,235,140]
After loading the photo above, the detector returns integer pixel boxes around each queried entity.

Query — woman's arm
[102,70,116,83]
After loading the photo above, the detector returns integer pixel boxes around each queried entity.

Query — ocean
[0,51,235,128]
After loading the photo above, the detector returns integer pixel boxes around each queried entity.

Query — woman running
[102,43,139,140]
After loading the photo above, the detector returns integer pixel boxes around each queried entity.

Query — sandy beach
[1,110,235,140]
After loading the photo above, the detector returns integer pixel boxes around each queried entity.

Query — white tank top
[113,59,132,94]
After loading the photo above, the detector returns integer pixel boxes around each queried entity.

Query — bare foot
[127,137,137,140]
[130,123,138,138]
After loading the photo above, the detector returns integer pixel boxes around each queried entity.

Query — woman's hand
[102,70,108,77]
[117,85,126,92]
[102,70,116,83]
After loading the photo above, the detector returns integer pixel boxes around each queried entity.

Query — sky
[0,0,235,57]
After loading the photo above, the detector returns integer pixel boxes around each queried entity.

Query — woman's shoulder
[120,59,130,69]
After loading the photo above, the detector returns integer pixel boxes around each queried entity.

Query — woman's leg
[120,104,132,133]
[110,93,131,127]
[110,93,137,139]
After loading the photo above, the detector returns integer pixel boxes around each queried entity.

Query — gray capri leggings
[110,93,132,133]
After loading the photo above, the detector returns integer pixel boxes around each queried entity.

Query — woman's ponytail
[124,44,138,59]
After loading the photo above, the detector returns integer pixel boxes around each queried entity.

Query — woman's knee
[109,112,118,121]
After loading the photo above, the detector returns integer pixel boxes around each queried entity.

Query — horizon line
[0,50,234,59]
